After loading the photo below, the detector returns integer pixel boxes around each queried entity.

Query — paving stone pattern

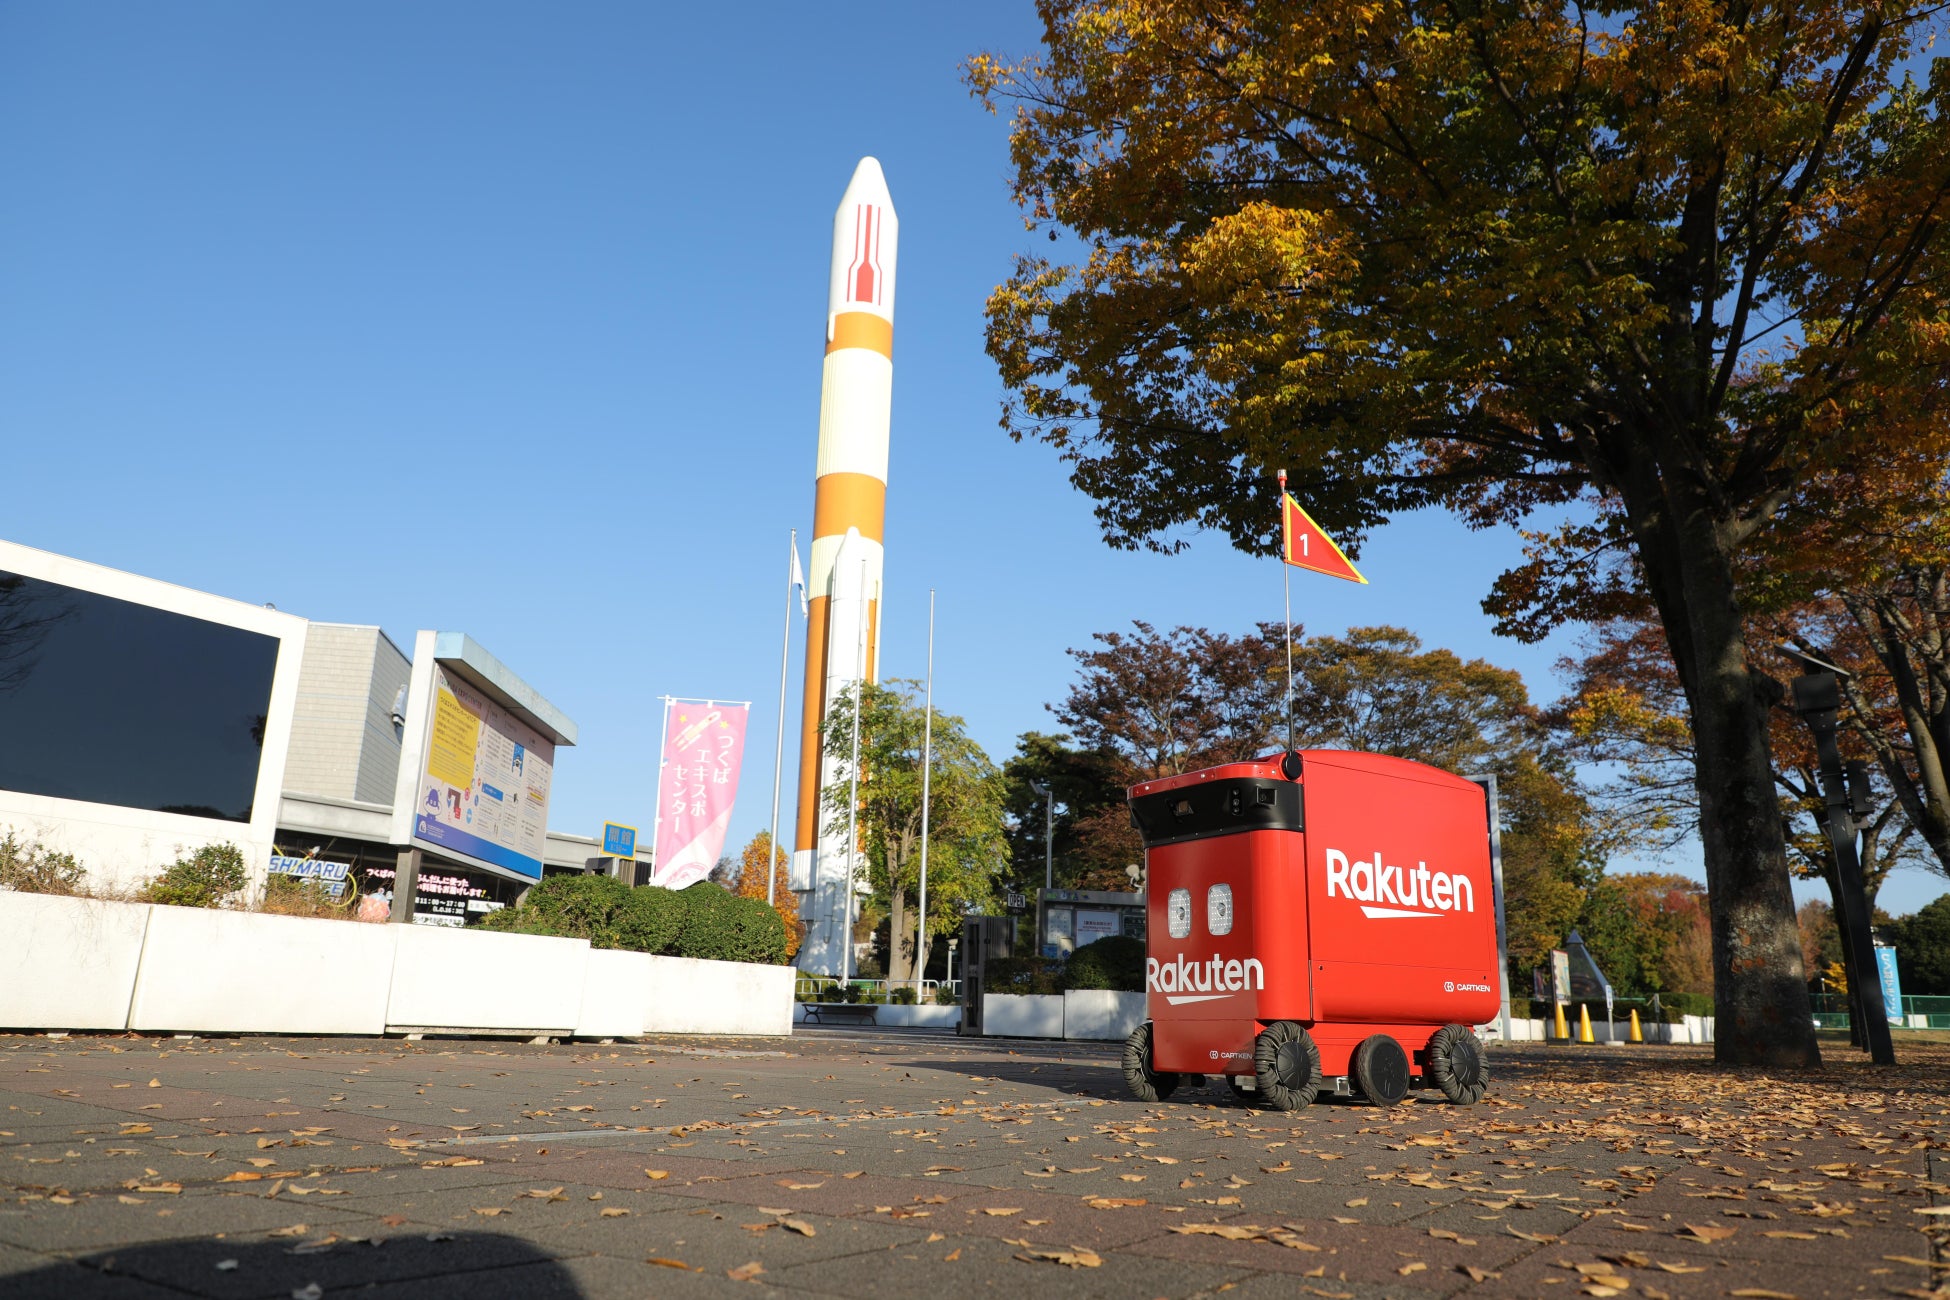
[3,1029,1948,1298]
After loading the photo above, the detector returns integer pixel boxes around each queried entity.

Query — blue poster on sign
[602,822,637,860]
[1875,943,1905,1026]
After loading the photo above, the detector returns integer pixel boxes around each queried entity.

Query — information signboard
[603,822,637,860]
[410,662,554,880]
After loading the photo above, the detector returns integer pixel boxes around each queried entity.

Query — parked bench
[800,1003,877,1026]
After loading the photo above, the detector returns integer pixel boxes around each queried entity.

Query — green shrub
[933,983,963,1006]
[0,831,85,895]
[143,844,247,908]
[477,875,787,964]
[670,884,788,964]
[1061,935,1145,992]
[889,985,919,1005]
[983,955,1064,996]
[1654,991,1715,1022]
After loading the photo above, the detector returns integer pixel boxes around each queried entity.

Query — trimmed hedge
[1061,935,1144,992]
[480,874,787,965]
[983,955,1065,995]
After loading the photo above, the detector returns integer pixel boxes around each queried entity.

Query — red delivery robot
[1122,750,1498,1109]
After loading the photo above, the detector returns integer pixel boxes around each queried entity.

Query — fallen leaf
[1763,1230,1818,1240]
[293,1285,323,1300]
[1398,1261,1427,1275]
[148,1078,160,1088]
[944,1248,961,1261]
[1675,1222,1737,1244]
[647,1257,691,1270]
[1652,1261,1707,1274]
[1728,1291,1800,1299]
[1344,1197,1368,1208]
[380,1215,408,1228]
[782,1182,825,1190]
[601,1208,631,1217]
[984,1207,1023,1216]
[1015,1246,1103,1268]
[781,1218,816,1236]
[1460,1265,1501,1282]
[1085,1197,1146,1209]
[220,1172,264,1183]
[1428,1228,1476,1244]
[644,1170,669,1181]
[266,1225,310,1238]
[472,1207,506,1217]
[1508,1226,1558,1243]
[727,1261,766,1282]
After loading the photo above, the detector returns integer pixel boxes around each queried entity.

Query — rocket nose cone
[840,156,894,212]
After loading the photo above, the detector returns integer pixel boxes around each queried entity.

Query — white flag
[789,539,808,616]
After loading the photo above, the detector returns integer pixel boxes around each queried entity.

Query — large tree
[971,0,1950,1065]
[821,681,1008,983]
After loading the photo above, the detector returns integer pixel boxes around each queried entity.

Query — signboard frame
[389,631,577,884]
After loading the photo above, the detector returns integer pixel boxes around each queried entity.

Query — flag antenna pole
[1277,469,1294,754]
[766,529,797,907]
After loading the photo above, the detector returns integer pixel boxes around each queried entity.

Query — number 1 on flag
[1279,487,1368,584]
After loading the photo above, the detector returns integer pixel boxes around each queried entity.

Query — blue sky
[2,3,1940,914]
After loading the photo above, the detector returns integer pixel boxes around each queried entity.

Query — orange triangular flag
[1281,492,1368,584]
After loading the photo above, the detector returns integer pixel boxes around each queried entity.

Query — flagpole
[767,530,796,907]
[916,588,935,992]
[1277,469,1294,753]
[842,557,867,986]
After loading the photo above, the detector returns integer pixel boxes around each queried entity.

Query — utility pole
[1785,649,1895,1065]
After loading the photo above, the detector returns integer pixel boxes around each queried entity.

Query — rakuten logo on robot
[1145,953,1265,1004]
[1324,847,1476,920]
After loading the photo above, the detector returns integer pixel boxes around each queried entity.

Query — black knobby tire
[1425,1023,1489,1105]
[1352,1034,1411,1107]
[1122,1021,1180,1103]
[1251,1020,1322,1111]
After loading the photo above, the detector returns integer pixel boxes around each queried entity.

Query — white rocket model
[793,158,897,974]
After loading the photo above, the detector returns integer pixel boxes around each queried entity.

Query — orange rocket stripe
[811,473,886,543]
[794,594,832,852]
[826,311,893,359]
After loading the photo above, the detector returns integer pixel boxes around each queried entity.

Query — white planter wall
[0,889,835,1041]
[386,925,589,1034]
[982,993,1065,1038]
[0,893,150,1030]
[1063,990,1144,1040]
[130,907,398,1036]
[577,949,658,1039]
[642,954,794,1036]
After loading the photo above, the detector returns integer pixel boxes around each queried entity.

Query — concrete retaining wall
[0,893,151,1030]
[982,993,1066,1038]
[0,891,795,1039]
[130,906,398,1036]
[1062,990,1145,1040]
[642,954,795,1036]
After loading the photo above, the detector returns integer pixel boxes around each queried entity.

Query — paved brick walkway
[2,1029,1945,1298]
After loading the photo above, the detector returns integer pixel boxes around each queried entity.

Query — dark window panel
[0,571,279,822]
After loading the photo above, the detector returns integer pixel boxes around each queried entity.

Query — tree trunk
[1627,472,1820,1068]
[889,886,909,984]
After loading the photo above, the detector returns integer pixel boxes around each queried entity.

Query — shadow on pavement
[3,1229,583,1300]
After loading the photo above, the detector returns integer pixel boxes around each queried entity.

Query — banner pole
[916,589,935,990]
[767,530,796,907]
[650,695,672,883]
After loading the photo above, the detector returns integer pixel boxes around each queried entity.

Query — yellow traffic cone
[1628,1008,1644,1043]
[1552,1001,1570,1042]
[1578,1003,1595,1043]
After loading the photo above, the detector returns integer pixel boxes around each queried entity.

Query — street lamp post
[1028,780,1054,892]
[1784,648,1895,1066]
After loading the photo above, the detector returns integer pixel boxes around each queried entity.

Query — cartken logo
[1146,954,1264,1005]
[1324,847,1476,920]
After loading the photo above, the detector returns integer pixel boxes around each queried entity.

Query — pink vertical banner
[650,699,750,889]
